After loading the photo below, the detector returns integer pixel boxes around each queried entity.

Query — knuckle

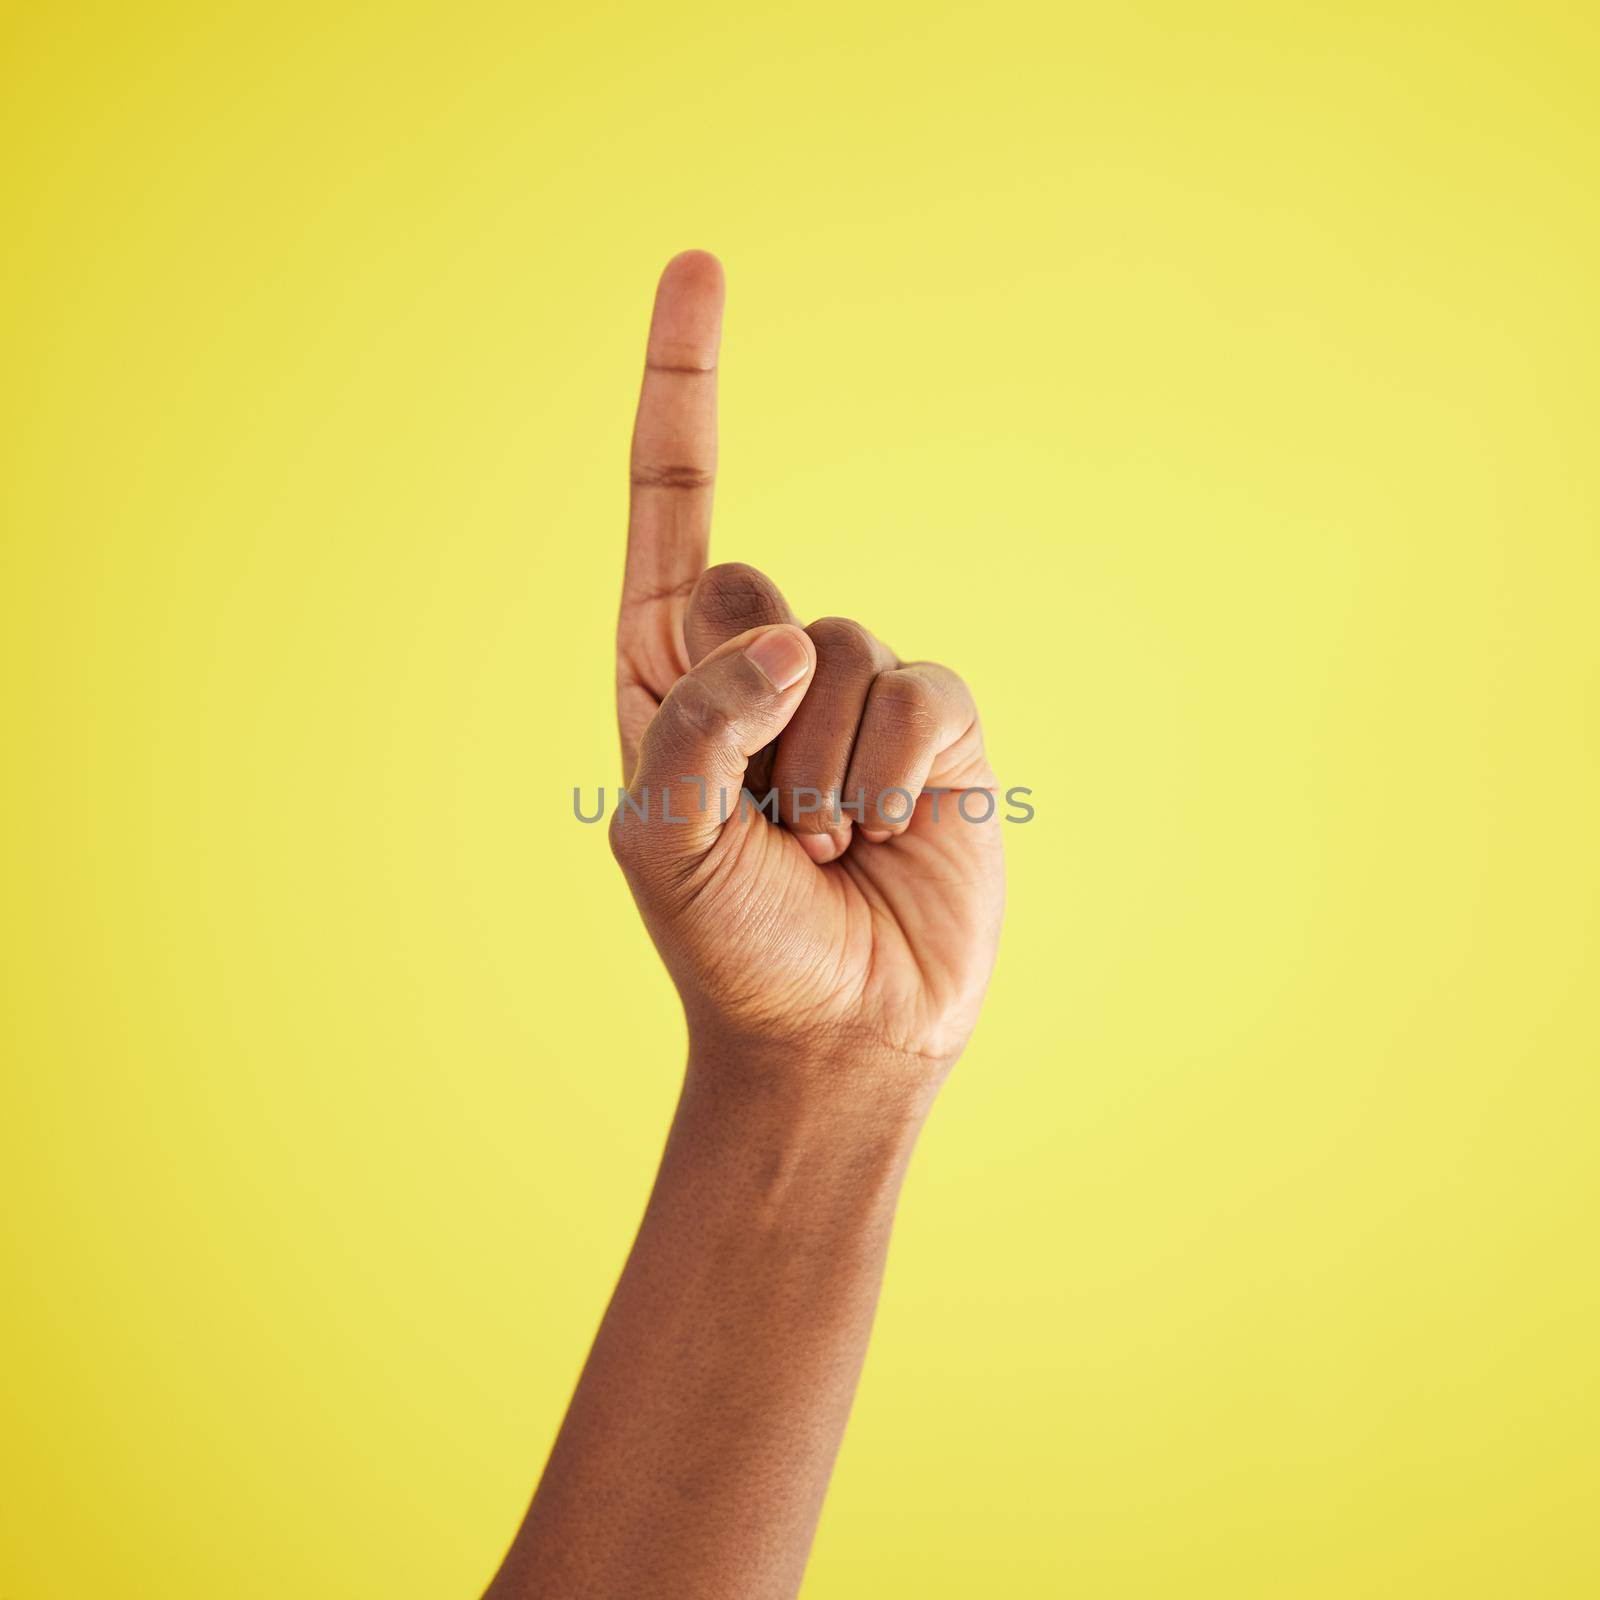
[870,671,941,739]
[607,805,639,866]
[666,674,733,746]
[807,615,877,673]
[693,562,783,630]
[911,660,977,712]
[922,660,969,695]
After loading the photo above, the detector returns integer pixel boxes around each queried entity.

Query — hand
[488,251,994,1598]
[611,252,1004,1097]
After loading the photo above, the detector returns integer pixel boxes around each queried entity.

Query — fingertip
[661,248,724,287]
[648,252,725,369]
[795,830,840,864]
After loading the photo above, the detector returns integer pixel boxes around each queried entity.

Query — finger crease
[620,574,700,607]
[631,464,716,490]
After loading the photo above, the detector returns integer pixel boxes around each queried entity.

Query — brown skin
[485,251,1004,1599]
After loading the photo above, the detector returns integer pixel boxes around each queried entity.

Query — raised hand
[489,251,1007,1600]
[612,251,1004,1086]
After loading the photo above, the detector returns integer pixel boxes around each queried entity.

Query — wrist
[685,1026,945,1140]
[662,1063,925,1253]
[677,1032,937,1204]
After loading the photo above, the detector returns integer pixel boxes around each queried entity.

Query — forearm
[487,1047,932,1600]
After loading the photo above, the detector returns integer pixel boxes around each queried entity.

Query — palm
[797,812,1002,1063]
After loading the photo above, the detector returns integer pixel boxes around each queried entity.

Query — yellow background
[3,2,1597,1594]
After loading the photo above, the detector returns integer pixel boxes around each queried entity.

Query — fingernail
[795,831,836,863]
[861,828,892,844]
[745,627,810,691]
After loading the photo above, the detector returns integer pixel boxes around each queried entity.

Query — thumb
[614,624,816,860]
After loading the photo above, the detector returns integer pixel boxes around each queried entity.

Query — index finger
[622,250,724,612]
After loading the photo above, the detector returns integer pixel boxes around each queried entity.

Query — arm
[485,251,1003,1598]
[487,1060,926,1599]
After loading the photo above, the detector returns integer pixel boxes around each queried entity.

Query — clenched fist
[610,252,1004,1092]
